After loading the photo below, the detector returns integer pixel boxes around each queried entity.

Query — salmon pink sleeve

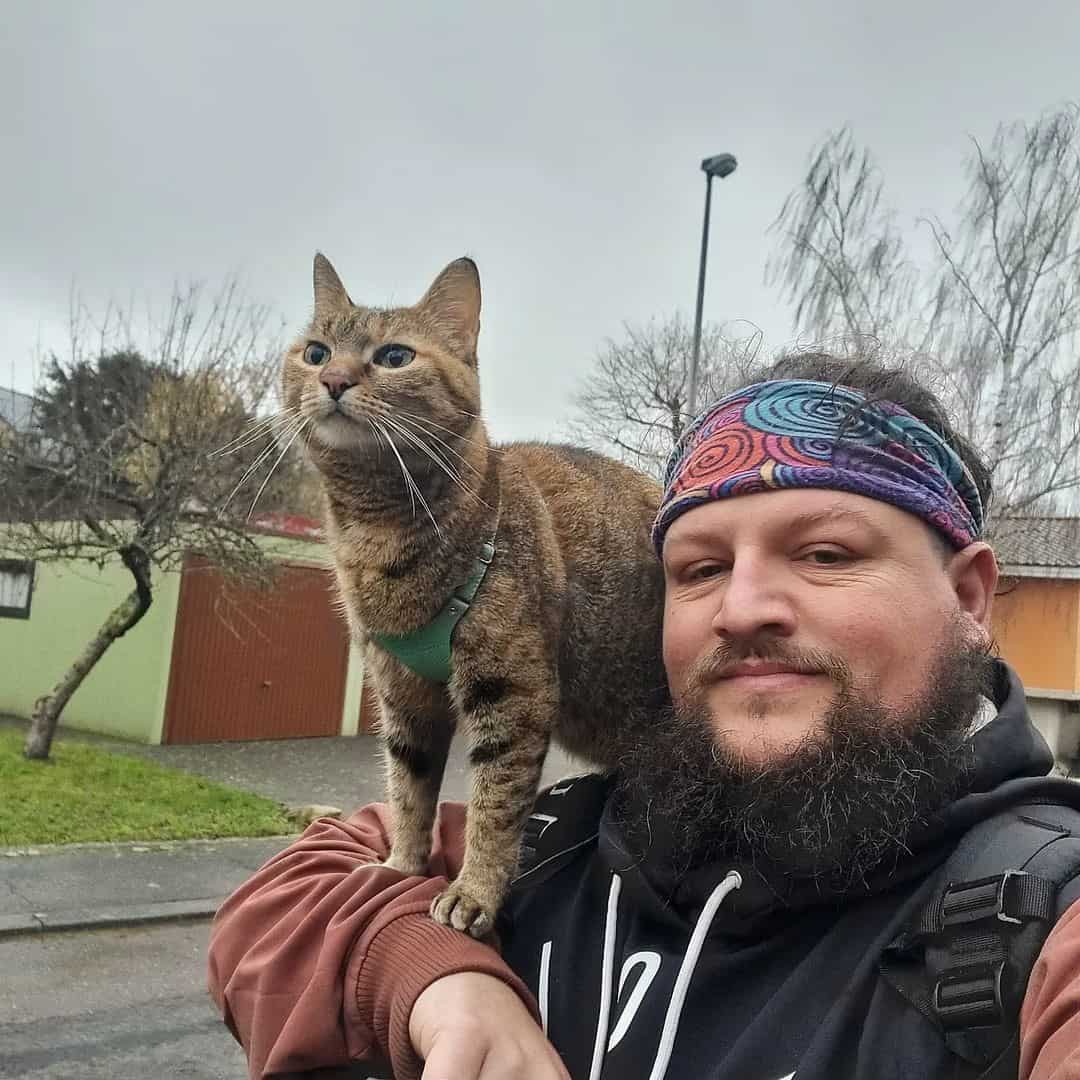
[1021,897,1080,1080]
[207,802,539,1080]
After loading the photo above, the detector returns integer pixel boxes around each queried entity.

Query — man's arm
[1020,897,1080,1080]
[207,802,540,1080]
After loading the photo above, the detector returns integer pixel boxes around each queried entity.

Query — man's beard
[614,622,995,893]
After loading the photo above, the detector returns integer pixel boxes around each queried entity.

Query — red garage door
[163,557,349,743]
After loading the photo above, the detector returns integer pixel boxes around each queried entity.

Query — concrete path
[0,836,289,938]
[0,716,588,939]
[1,715,582,813]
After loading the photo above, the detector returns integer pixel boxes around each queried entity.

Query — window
[0,559,35,619]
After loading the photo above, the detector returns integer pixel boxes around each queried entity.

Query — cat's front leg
[376,673,455,878]
[432,675,556,937]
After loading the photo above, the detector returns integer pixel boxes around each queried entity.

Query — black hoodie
[499,661,1080,1080]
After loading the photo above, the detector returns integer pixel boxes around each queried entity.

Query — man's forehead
[663,489,896,548]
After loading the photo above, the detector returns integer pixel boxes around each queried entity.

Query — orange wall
[991,577,1080,693]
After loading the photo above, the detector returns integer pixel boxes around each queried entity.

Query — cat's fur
[282,254,666,936]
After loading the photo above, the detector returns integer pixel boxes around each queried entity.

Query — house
[0,514,378,744]
[992,516,1080,765]
[3,452,1078,753]
[0,386,36,436]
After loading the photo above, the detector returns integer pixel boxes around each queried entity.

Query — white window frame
[0,559,35,619]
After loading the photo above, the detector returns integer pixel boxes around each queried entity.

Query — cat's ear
[418,258,481,361]
[313,253,352,317]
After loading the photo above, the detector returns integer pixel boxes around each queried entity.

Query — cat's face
[282,255,482,456]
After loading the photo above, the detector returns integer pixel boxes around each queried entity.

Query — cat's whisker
[392,412,488,476]
[373,418,443,537]
[211,410,299,457]
[370,417,417,520]
[218,415,307,516]
[365,417,387,464]
[379,413,465,480]
[394,407,505,456]
[214,415,303,461]
[214,420,298,460]
[385,425,446,536]
[379,414,492,510]
[379,421,431,528]
[246,417,312,521]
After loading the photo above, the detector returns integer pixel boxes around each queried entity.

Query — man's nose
[710,557,797,640]
[320,369,355,401]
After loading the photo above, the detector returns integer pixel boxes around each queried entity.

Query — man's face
[661,488,997,764]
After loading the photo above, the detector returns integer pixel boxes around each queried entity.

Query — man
[208,354,1080,1080]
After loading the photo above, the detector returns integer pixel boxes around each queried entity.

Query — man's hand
[409,971,570,1079]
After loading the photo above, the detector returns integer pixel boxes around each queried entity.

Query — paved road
[0,921,247,1079]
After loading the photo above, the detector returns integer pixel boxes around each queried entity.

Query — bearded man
[208,354,1080,1080]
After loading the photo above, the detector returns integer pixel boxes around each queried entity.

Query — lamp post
[687,152,738,419]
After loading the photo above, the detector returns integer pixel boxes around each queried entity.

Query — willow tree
[769,105,1080,523]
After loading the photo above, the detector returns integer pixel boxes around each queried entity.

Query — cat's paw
[430,882,497,938]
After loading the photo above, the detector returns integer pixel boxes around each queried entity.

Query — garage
[163,557,350,743]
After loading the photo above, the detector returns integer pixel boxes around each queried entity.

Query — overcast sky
[3,1,1079,441]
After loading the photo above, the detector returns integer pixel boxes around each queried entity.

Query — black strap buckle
[940,869,1029,928]
[933,960,1007,1029]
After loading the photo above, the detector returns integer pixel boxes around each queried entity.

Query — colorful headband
[652,380,984,556]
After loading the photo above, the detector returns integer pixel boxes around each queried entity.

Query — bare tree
[567,313,762,479]
[925,106,1080,515]
[768,128,918,345]
[769,106,1080,522]
[0,281,312,760]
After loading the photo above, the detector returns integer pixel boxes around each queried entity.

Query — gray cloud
[3,0,1079,439]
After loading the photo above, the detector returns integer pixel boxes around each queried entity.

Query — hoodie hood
[600,660,1058,938]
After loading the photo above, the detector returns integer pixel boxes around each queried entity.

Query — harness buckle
[940,870,1030,928]
[932,960,1007,1030]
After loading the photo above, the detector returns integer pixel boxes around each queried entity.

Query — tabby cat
[282,254,666,936]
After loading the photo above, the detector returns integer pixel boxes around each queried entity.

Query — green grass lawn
[0,729,296,846]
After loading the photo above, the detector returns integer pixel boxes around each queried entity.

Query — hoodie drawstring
[648,870,742,1080]
[588,873,623,1080]
[587,869,743,1080]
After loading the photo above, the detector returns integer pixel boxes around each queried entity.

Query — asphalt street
[0,921,247,1079]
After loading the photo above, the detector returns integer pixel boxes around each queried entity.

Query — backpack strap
[881,802,1080,1079]
[512,772,612,890]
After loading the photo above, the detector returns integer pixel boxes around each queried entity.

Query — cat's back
[498,441,661,541]
[495,442,666,761]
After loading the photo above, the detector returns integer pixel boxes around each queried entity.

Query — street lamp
[688,152,738,419]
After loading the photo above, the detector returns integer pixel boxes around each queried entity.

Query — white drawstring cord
[649,870,743,1080]
[588,873,623,1080]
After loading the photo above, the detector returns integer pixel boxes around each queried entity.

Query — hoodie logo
[607,951,663,1051]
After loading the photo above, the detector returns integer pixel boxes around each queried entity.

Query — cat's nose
[320,370,355,401]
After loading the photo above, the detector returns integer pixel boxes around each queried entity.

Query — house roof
[0,387,36,434]
[994,516,1080,576]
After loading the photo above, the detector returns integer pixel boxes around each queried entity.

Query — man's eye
[304,342,330,366]
[688,563,726,580]
[805,549,848,565]
[373,344,416,369]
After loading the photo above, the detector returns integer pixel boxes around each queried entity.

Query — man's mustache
[687,638,853,692]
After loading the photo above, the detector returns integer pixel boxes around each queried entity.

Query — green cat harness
[371,537,496,683]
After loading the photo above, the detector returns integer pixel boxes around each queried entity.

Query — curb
[0,897,224,940]
[1,834,299,858]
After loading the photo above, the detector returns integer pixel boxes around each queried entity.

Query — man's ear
[949,542,999,635]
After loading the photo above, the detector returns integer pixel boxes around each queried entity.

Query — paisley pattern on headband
[653,380,983,556]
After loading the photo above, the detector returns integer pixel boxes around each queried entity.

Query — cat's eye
[372,344,416,370]
[304,342,331,366]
